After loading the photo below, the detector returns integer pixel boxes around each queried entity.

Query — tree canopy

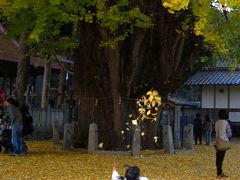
[0,0,239,61]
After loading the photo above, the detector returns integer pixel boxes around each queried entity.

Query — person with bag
[214,109,231,178]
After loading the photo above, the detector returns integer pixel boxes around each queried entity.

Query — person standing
[194,113,203,145]
[4,98,23,155]
[204,115,213,145]
[215,109,231,178]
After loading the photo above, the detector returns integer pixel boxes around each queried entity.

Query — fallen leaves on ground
[0,139,240,180]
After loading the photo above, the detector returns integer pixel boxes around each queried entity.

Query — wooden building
[185,68,240,135]
[0,24,61,107]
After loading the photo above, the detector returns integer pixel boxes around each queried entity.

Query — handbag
[215,121,232,151]
[215,140,231,151]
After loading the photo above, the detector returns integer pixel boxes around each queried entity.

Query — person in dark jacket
[194,113,203,145]
[4,98,23,155]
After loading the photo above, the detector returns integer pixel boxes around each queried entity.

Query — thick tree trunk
[72,23,113,148]
[126,31,145,97]
[15,44,30,106]
[97,28,124,148]
[104,47,123,148]
[72,1,203,150]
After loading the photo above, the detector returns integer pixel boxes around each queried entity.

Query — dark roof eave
[185,69,240,86]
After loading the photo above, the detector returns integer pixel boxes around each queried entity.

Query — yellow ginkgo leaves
[132,120,138,125]
[136,89,161,122]
[125,90,161,137]
[1,140,240,179]
[162,0,190,14]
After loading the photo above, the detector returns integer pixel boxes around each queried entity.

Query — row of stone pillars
[163,124,193,154]
[88,123,141,156]
[52,120,75,151]
[53,121,193,155]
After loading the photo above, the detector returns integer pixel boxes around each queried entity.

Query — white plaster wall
[229,112,240,122]
[215,85,228,108]
[202,86,214,108]
[230,85,240,108]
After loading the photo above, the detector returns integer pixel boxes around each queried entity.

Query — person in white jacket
[215,109,231,178]
[112,166,148,180]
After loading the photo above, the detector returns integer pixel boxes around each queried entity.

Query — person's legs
[205,132,209,145]
[195,131,198,145]
[209,131,212,145]
[199,131,202,144]
[195,131,200,144]
[11,125,17,154]
[15,124,23,154]
[216,150,226,176]
[206,131,211,145]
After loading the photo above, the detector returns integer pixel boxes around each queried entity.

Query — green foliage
[49,0,61,6]
[163,0,240,63]
[0,0,239,63]
[0,0,152,56]
[95,0,152,46]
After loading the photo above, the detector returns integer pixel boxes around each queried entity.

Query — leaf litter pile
[0,139,240,179]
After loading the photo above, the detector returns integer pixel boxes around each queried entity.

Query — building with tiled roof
[185,67,240,128]
[0,24,60,69]
[185,68,240,85]
[0,24,62,107]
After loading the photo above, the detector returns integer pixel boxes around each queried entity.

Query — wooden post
[53,119,60,144]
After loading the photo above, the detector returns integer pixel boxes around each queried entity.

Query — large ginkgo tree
[0,0,239,149]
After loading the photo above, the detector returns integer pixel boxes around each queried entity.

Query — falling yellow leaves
[131,120,138,125]
[136,89,161,121]
[0,140,240,179]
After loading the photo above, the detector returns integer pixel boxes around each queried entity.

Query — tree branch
[53,55,74,75]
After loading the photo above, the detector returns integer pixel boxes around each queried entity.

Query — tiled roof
[168,96,199,106]
[0,34,20,62]
[0,34,60,69]
[185,68,240,85]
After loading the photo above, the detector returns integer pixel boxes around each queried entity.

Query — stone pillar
[163,125,174,154]
[183,124,193,150]
[52,119,60,144]
[174,106,181,148]
[132,125,141,157]
[63,123,74,150]
[88,123,98,154]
